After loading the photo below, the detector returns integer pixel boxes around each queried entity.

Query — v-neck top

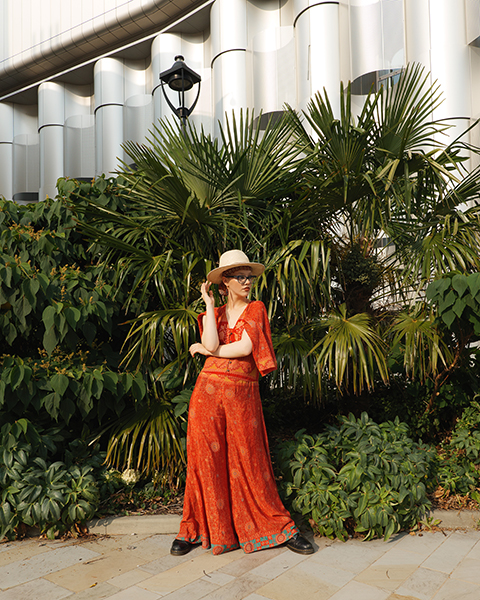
[197,301,277,379]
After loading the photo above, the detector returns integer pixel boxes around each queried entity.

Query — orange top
[198,301,277,379]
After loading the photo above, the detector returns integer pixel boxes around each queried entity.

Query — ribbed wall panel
[94,57,125,175]
[350,0,404,81]
[40,126,64,199]
[428,0,470,123]
[0,144,13,201]
[252,26,296,115]
[0,103,14,200]
[13,134,39,200]
[294,1,341,116]
[65,115,95,179]
[211,0,249,134]
[38,82,65,199]
[0,0,480,200]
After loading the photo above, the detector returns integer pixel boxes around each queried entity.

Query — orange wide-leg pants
[176,370,298,555]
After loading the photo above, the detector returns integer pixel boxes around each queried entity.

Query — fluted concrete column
[406,0,470,146]
[38,82,65,199]
[94,57,124,176]
[211,0,248,137]
[0,103,14,201]
[294,0,341,116]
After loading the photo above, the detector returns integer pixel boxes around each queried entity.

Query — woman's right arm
[200,281,219,352]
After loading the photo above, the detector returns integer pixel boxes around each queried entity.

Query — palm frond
[312,305,389,395]
[390,306,452,382]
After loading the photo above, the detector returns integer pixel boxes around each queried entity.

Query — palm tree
[77,63,480,447]
[286,63,480,405]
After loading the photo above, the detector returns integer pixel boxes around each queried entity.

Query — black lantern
[159,55,201,126]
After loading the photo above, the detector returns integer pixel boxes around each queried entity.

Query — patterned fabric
[176,301,299,555]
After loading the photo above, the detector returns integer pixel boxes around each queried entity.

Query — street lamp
[159,55,201,126]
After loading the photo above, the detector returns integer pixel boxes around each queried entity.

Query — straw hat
[207,250,264,284]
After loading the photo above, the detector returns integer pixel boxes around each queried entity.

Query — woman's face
[222,268,253,299]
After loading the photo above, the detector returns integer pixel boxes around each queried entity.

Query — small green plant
[0,419,101,541]
[412,515,442,532]
[275,413,436,541]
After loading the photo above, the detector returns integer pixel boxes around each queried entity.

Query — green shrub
[0,419,102,541]
[275,412,436,541]
[448,399,480,462]
[434,399,480,502]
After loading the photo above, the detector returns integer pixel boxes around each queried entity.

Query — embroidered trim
[176,535,240,555]
[241,523,299,553]
[212,541,241,555]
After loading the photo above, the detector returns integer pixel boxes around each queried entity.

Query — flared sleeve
[243,301,277,377]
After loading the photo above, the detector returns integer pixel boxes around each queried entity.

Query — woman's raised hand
[201,281,215,308]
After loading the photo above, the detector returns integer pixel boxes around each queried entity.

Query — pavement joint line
[1,530,480,600]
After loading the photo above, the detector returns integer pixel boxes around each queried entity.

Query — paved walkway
[1,517,480,599]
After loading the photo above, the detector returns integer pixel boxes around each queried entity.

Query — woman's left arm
[189,329,252,358]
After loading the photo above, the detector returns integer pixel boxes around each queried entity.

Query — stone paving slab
[1,525,480,599]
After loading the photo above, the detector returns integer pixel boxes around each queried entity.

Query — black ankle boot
[286,533,314,555]
[170,539,198,556]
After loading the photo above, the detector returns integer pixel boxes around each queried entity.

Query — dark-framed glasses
[225,275,257,284]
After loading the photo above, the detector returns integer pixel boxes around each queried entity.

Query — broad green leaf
[51,373,69,396]
[452,274,469,297]
[42,306,56,332]
[43,327,58,355]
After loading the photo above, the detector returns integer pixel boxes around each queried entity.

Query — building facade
[1,0,480,202]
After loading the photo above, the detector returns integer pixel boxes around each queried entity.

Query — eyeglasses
[224,275,257,284]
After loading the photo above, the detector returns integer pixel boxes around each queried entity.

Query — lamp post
[159,55,201,127]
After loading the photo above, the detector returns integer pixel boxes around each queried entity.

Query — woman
[171,250,313,556]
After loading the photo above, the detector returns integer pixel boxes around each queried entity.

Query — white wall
[0,0,479,200]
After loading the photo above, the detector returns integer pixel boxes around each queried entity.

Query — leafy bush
[275,413,436,541]
[0,419,103,540]
[434,399,480,503]
[448,398,480,461]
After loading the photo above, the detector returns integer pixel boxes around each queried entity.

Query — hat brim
[207,262,265,284]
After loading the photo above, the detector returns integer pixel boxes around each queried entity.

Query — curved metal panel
[0,0,210,99]
[252,26,295,114]
[428,0,470,130]
[350,0,382,81]
[294,2,341,115]
[350,0,404,82]
[65,115,95,180]
[64,85,94,120]
[404,0,430,67]
[211,0,247,60]
[94,57,124,176]
[211,0,249,133]
[213,50,249,137]
[0,144,13,200]
[94,57,125,110]
[40,126,64,200]
[125,95,154,144]
[95,105,124,176]
[0,103,14,142]
[38,82,65,129]
[13,133,39,197]
[466,0,480,45]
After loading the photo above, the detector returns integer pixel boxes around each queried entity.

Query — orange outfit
[176,300,299,554]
